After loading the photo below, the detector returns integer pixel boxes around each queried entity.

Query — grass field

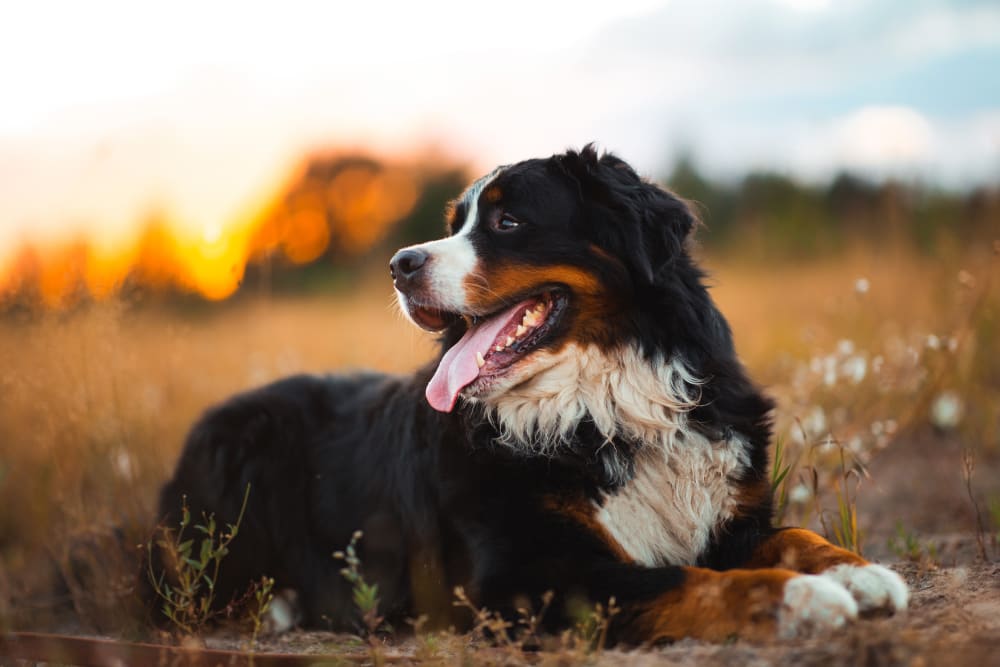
[1,244,998,661]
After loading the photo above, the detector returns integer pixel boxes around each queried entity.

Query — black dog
[155,146,907,643]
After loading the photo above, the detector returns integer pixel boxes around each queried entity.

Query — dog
[154,145,908,643]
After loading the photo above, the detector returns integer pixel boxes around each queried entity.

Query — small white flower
[824,355,838,387]
[789,483,812,504]
[837,339,855,356]
[854,277,870,294]
[803,406,827,438]
[841,356,867,384]
[930,391,964,430]
[947,337,959,353]
[926,334,940,350]
[113,449,135,482]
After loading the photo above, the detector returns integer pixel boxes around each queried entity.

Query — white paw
[822,563,909,614]
[263,588,303,634]
[778,574,858,639]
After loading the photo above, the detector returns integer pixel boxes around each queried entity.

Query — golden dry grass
[0,245,996,633]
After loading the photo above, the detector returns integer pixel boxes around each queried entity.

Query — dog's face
[391,146,698,424]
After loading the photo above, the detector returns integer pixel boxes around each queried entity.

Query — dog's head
[392,145,711,449]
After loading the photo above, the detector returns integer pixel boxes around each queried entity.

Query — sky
[0,0,998,251]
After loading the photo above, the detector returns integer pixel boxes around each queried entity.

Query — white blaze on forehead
[394,165,507,313]
[452,164,507,234]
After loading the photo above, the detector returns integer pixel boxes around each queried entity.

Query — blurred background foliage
[1,151,996,312]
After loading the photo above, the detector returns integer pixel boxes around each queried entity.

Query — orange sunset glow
[0,157,425,307]
[2,2,996,313]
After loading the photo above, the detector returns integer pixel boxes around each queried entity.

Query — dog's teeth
[524,312,541,327]
[516,325,527,337]
[495,345,504,352]
[505,336,515,347]
[476,351,485,368]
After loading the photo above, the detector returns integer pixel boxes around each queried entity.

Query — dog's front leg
[605,564,858,644]
[743,528,909,616]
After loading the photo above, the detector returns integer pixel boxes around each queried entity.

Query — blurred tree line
[240,155,469,295]
[666,155,998,260]
[1,151,997,312]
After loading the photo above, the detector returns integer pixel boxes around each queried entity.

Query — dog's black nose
[390,248,429,285]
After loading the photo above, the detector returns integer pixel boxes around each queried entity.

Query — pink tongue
[425,302,526,412]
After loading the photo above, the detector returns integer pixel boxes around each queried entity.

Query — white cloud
[690,106,1000,186]
[0,0,997,249]
[771,0,833,11]
[835,106,935,169]
[886,4,1000,60]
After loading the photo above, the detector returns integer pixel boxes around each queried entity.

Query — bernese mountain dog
[154,145,908,643]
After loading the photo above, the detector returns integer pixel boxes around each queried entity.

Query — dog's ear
[557,144,697,285]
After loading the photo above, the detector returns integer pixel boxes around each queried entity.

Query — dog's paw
[262,588,303,634]
[777,574,858,639]
[821,563,909,615]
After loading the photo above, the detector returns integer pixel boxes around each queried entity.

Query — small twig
[962,449,989,561]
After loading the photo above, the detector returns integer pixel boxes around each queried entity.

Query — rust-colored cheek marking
[632,567,797,643]
[463,264,603,304]
[745,528,867,573]
[462,263,623,346]
[542,495,634,564]
[484,185,502,203]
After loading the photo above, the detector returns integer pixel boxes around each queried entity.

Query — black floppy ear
[558,144,697,285]
[611,178,696,285]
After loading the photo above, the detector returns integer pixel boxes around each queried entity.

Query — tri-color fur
[154,146,907,643]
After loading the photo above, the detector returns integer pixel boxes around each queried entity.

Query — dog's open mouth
[417,291,567,412]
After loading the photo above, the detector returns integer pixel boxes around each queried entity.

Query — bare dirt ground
[201,559,997,667]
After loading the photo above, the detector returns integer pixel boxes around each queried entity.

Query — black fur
[153,146,778,642]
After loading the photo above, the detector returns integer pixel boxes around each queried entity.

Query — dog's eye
[493,215,522,232]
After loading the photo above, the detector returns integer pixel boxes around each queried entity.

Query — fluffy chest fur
[596,430,749,566]
[478,341,750,566]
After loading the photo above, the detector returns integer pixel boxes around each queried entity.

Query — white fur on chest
[480,341,750,567]
[596,428,749,567]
